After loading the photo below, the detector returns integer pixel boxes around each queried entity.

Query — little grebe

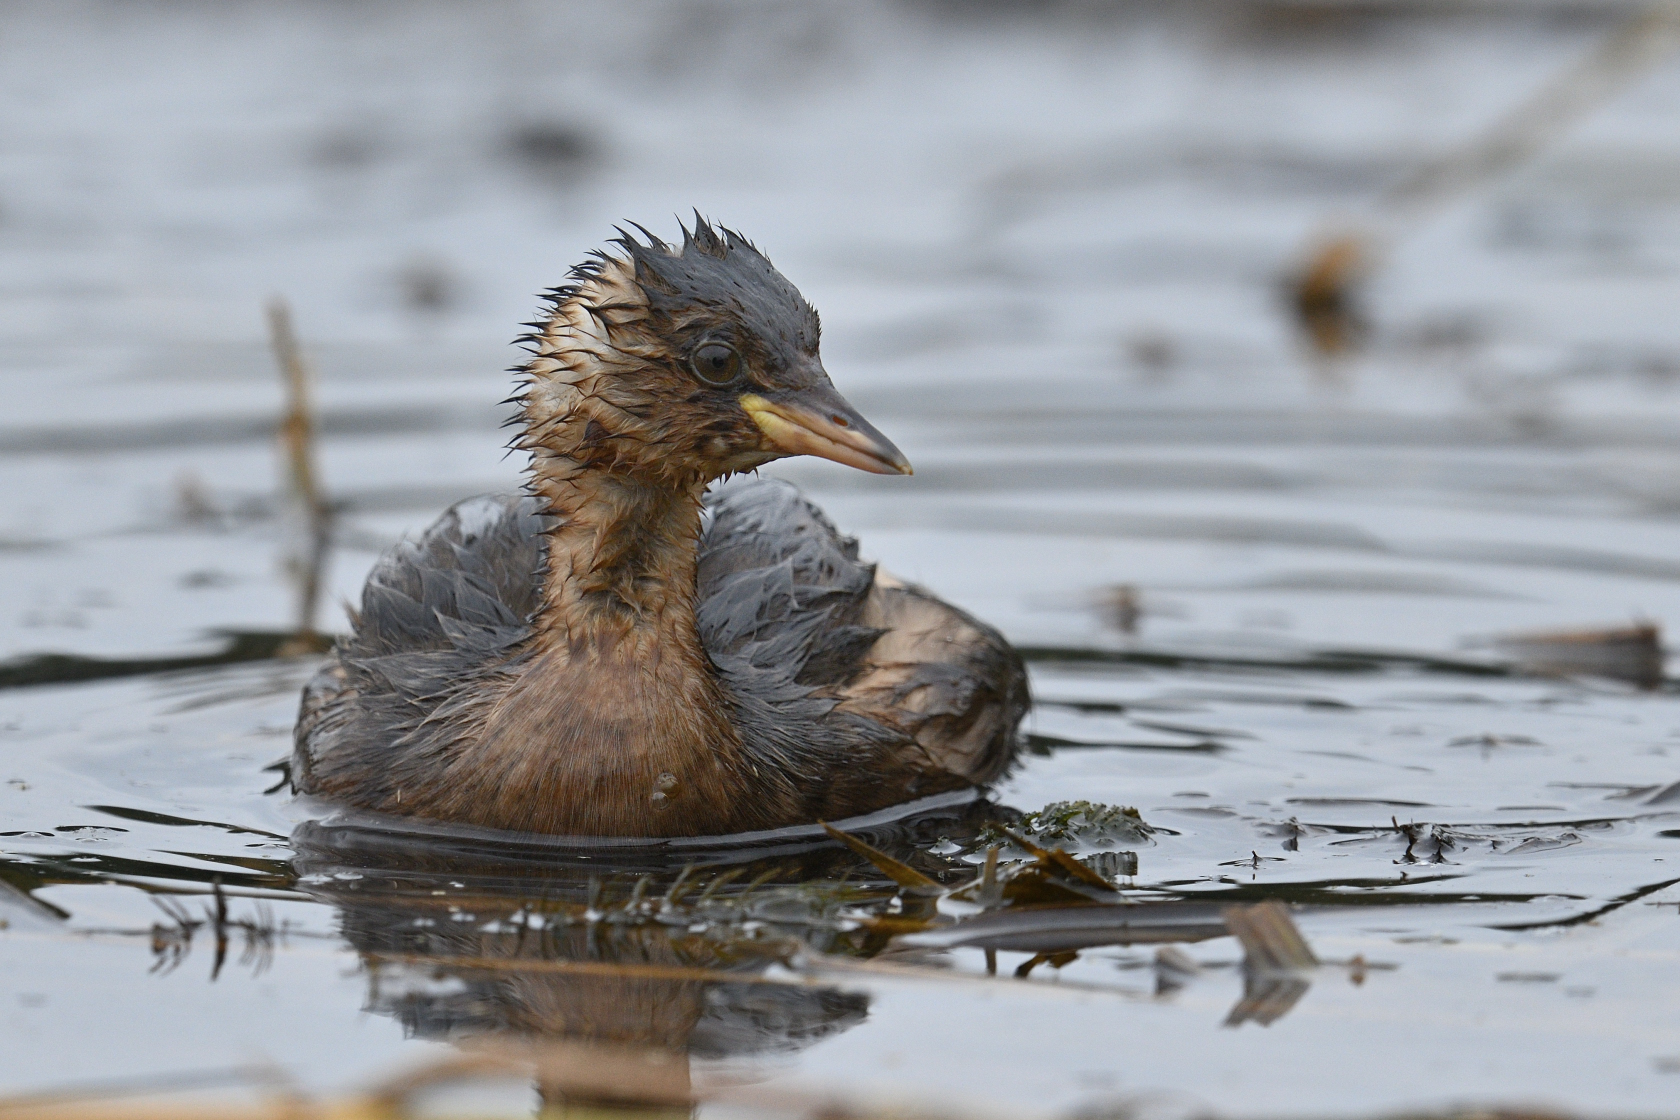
[293,219,1028,837]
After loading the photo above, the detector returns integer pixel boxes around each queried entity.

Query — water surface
[4,3,1680,1116]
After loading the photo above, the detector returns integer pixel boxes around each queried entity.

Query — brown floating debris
[1223,899,1317,972]
[1289,234,1367,359]
[1490,622,1663,690]
[991,826,1118,894]
[959,861,1107,909]
[1222,900,1318,1028]
[823,817,1120,912]
[825,820,1233,959]
[820,821,941,892]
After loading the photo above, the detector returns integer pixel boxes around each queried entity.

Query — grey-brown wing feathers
[351,494,547,660]
[294,494,546,796]
[842,579,1028,784]
[698,477,1026,788]
[695,477,895,783]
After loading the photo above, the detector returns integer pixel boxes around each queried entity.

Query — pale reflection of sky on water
[4,2,1680,1116]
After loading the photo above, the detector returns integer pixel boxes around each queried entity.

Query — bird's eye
[690,342,741,386]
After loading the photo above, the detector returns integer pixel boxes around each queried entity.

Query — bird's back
[294,478,1026,829]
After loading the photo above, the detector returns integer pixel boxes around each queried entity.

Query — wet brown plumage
[293,218,1028,837]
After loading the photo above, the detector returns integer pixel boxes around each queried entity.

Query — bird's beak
[740,384,912,476]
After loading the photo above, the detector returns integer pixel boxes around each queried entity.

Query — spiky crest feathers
[506,215,812,498]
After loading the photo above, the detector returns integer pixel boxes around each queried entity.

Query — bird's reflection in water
[290,795,997,1113]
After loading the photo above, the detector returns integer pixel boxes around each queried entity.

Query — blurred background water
[5,2,1680,1117]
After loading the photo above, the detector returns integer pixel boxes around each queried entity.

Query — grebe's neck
[526,463,710,661]
[468,458,780,837]
[512,259,717,651]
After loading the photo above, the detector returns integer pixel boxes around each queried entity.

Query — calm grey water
[3,2,1680,1116]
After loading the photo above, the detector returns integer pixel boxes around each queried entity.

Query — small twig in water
[208,876,229,981]
[1288,5,1680,358]
[267,296,333,653]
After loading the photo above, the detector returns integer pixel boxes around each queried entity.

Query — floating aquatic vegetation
[821,820,1228,961]
[992,801,1157,847]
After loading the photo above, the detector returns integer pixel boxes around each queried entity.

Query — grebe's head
[516,216,910,488]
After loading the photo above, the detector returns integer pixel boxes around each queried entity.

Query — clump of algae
[1004,801,1156,846]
